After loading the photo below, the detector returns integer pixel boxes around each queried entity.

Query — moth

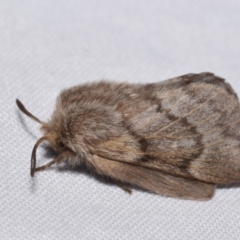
[16,72,240,200]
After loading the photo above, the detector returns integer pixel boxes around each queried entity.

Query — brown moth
[16,72,240,200]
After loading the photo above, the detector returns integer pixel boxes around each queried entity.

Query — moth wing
[157,72,238,99]
[92,155,215,200]
[89,73,240,190]
[94,76,240,184]
[127,80,240,184]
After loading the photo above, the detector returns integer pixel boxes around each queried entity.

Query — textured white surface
[1,1,240,239]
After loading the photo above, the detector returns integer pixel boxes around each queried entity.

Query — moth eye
[57,140,65,148]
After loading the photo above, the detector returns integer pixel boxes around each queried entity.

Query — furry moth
[16,72,240,200]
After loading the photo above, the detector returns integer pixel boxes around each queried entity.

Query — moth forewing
[92,155,216,200]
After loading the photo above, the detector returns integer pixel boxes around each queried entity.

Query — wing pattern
[93,73,240,184]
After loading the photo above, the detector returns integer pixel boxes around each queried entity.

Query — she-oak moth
[16,72,240,200]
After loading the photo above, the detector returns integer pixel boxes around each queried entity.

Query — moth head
[16,99,72,177]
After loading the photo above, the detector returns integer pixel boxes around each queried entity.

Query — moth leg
[92,155,216,200]
[34,152,69,173]
[34,158,60,172]
[116,181,132,194]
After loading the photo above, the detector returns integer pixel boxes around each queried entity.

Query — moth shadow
[42,145,58,159]
[57,164,150,195]
[16,110,38,139]
[217,182,240,189]
[41,145,151,195]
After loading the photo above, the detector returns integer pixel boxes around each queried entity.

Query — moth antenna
[16,99,45,124]
[31,137,48,177]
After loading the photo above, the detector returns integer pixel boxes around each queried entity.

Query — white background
[1,1,240,239]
